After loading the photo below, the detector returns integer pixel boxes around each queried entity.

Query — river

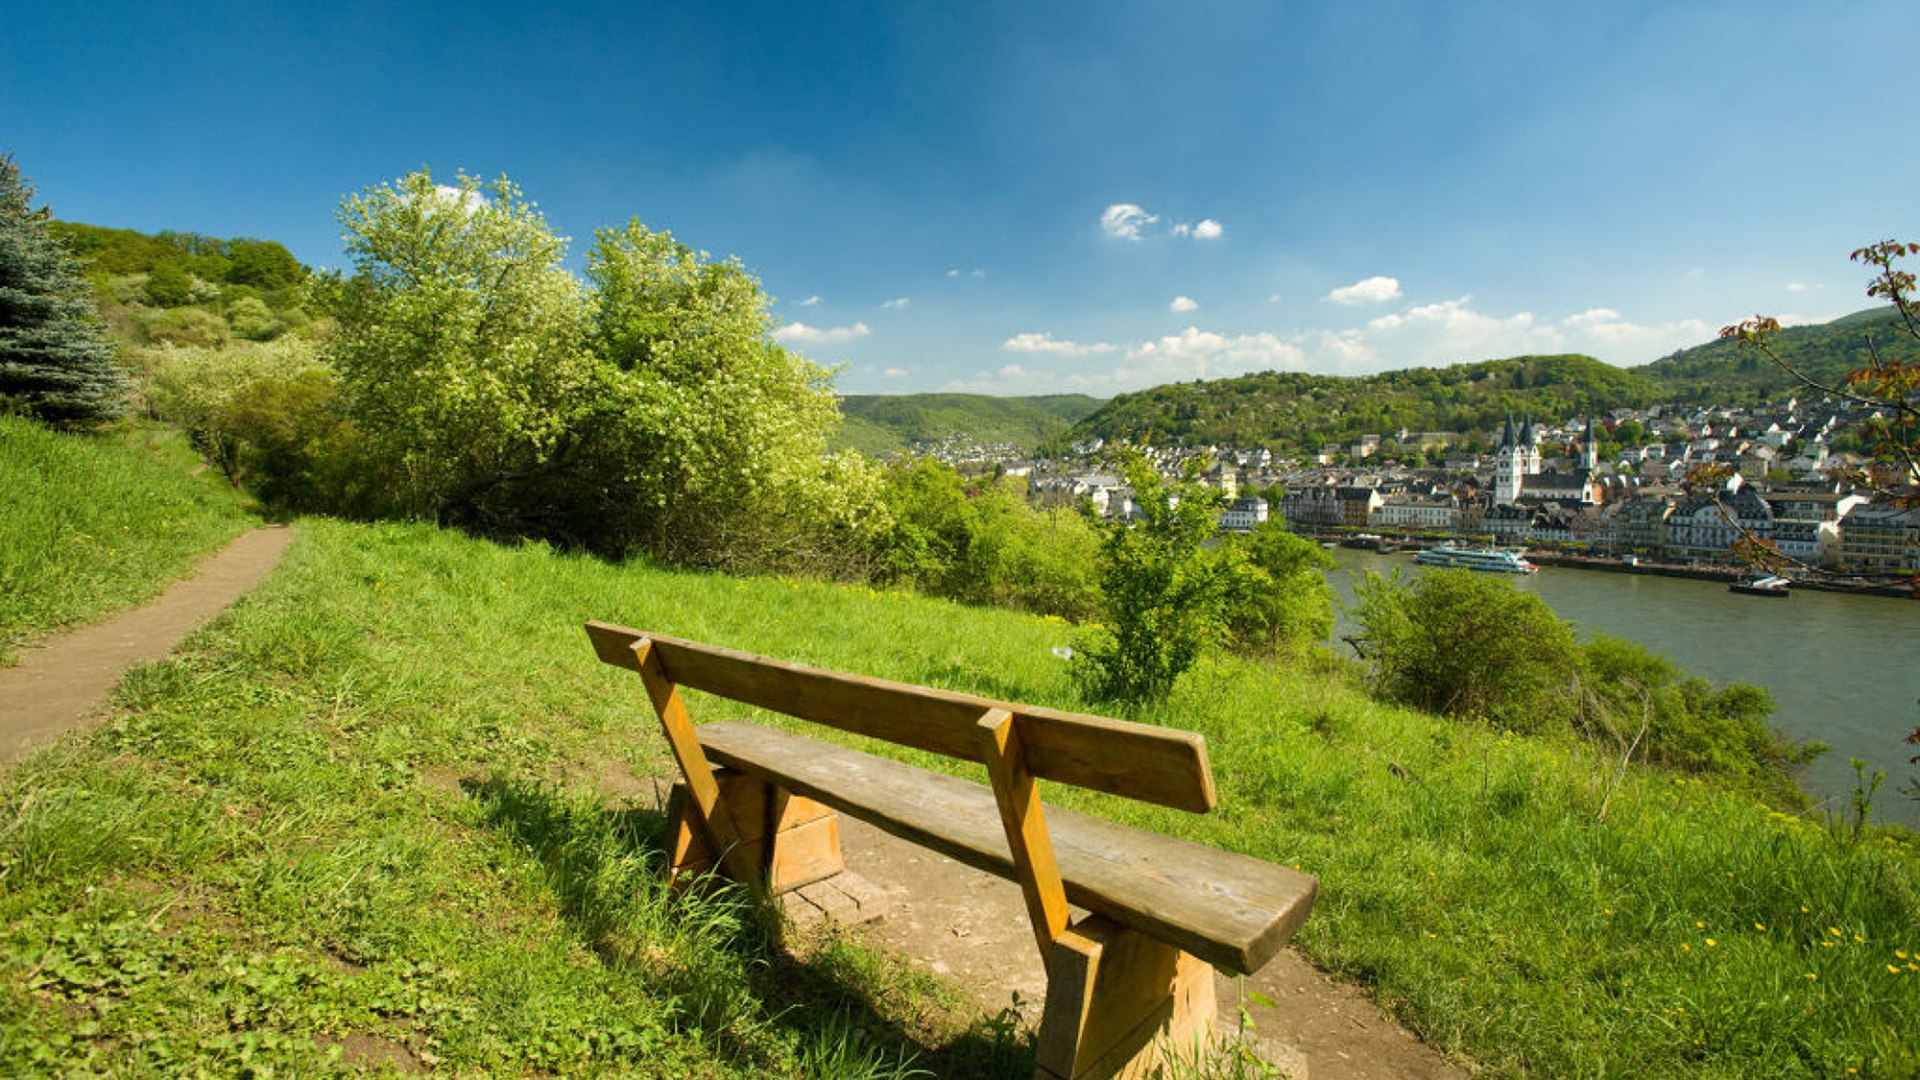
[1323,548,1920,828]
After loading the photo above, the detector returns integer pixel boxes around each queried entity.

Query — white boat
[1414,544,1539,574]
[1729,574,1791,597]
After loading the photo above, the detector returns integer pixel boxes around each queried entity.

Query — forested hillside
[1640,306,1920,401]
[1070,354,1658,451]
[50,221,316,351]
[833,392,1102,455]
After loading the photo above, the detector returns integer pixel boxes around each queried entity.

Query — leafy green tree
[1226,517,1336,654]
[1073,453,1242,705]
[1351,567,1581,732]
[0,156,127,425]
[322,169,871,562]
[143,262,194,306]
[322,171,596,528]
[225,238,303,290]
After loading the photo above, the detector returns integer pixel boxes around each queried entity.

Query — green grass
[2,517,1916,1076]
[0,416,254,662]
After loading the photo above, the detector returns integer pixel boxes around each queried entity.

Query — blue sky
[6,1,1916,395]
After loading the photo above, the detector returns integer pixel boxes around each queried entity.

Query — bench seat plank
[697,719,1316,975]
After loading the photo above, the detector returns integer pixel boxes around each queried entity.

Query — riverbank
[1298,528,1916,599]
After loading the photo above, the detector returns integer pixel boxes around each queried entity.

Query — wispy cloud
[1100,203,1159,241]
[1169,295,1198,313]
[1171,218,1224,240]
[883,367,909,378]
[1326,275,1403,305]
[946,267,986,278]
[1002,331,1117,357]
[774,321,871,345]
[796,294,822,307]
[1266,293,1283,304]
[881,297,911,309]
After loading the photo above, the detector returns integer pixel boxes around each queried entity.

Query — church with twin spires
[1493,413,1598,505]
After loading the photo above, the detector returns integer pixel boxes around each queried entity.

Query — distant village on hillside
[911,394,1920,580]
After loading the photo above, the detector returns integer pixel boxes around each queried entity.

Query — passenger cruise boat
[1414,544,1539,574]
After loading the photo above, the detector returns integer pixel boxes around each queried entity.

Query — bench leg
[666,769,844,894]
[1034,915,1217,1080]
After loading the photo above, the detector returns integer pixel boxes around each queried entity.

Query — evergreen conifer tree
[0,156,127,425]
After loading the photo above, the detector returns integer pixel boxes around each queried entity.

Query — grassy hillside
[2,511,1914,1076]
[1639,307,1920,403]
[1072,354,1660,451]
[0,417,254,663]
[833,393,1103,455]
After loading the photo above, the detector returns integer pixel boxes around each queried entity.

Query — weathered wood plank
[586,621,1216,813]
[978,707,1070,960]
[698,720,1316,974]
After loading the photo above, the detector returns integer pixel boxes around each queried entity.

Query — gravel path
[0,524,293,766]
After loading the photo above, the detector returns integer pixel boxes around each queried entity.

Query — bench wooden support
[664,768,844,894]
[1036,916,1216,1080]
[588,623,1315,1080]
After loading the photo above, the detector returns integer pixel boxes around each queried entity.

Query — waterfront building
[1837,501,1920,575]
[1663,481,1775,563]
[1336,486,1384,528]
[1376,493,1460,533]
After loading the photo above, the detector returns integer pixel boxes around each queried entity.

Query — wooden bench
[587,622,1318,1080]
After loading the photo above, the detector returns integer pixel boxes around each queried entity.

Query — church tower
[1581,415,1599,472]
[1494,413,1524,504]
[1519,413,1542,475]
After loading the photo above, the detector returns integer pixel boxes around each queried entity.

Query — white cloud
[881,297,910,309]
[1686,267,1707,279]
[1170,217,1224,240]
[954,327,1307,395]
[883,367,909,378]
[1306,296,1718,373]
[1002,331,1117,357]
[1326,276,1403,305]
[1786,282,1818,293]
[774,321,870,345]
[796,295,822,307]
[1266,293,1283,304]
[947,267,986,278]
[947,269,960,278]
[1100,203,1159,241]
[1169,295,1199,313]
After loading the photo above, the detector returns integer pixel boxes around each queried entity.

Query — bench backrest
[586,621,1216,814]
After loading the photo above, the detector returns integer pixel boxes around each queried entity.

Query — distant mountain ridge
[832,393,1103,455]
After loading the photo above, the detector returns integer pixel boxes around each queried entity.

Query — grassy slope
[3,517,1915,1076]
[0,417,254,663]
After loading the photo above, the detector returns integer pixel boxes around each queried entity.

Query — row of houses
[1280,477,1920,575]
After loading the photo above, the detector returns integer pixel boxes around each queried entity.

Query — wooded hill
[1064,307,1917,452]
[1069,353,1659,452]
[832,392,1102,455]
[1639,306,1920,401]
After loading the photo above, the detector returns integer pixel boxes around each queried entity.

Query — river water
[1323,548,1920,827]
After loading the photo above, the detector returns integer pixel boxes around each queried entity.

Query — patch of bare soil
[834,816,1470,1080]
[0,526,294,766]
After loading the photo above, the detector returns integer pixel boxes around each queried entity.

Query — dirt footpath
[836,816,1468,1080]
[0,525,292,766]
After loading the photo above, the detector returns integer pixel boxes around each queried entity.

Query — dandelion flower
[1829,927,1843,937]
[1890,965,1903,975]
[1805,972,1817,980]
[1755,923,1766,931]
[1705,938,1717,947]
[1696,921,1706,929]
[1680,943,1691,952]
[1898,950,1910,960]
[1801,905,1810,914]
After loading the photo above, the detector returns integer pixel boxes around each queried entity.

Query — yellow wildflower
[1705,938,1717,947]
[1680,943,1691,952]
[1754,923,1766,931]
[1805,972,1817,980]
[1898,950,1910,960]
[1890,965,1903,975]
[1829,927,1843,937]
[1696,921,1706,929]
